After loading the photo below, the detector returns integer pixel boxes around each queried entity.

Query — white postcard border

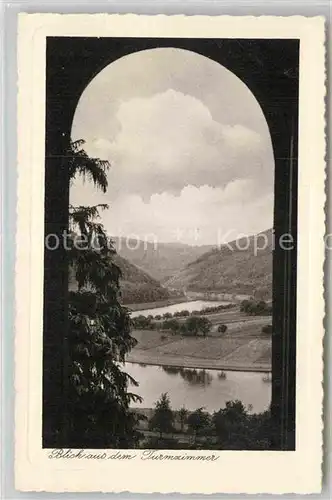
[15,14,325,494]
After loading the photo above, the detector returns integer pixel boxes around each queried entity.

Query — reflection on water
[161,365,181,376]
[162,366,213,387]
[126,362,271,413]
[182,368,213,387]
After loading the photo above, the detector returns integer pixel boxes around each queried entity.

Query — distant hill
[164,229,273,299]
[114,254,171,305]
[112,237,214,282]
[69,254,171,305]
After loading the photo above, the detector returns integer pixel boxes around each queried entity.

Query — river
[128,299,271,413]
[125,362,271,414]
[130,300,232,318]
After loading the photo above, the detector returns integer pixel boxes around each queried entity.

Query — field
[127,309,272,372]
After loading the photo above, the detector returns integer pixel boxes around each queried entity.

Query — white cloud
[98,182,273,245]
[221,124,263,150]
[82,89,270,199]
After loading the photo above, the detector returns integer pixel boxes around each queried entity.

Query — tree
[149,393,174,438]
[187,408,211,443]
[240,299,250,313]
[184,316,198,335]
[180,323,189,335]
[132,315,151,330]
[218,324,227,334]
[68,139,109,192]
[162,318,180,335]
[240,299,271,316]
[177,406,189,433]
[212,401,274,450]
[222,400,247,422]
[212,400,249,449]
[184,316,212,337]
[66,139,141,447]
[200,317,212,337]
[256,300,267,314]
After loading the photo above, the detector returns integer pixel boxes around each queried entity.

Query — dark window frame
[43,37,299,450]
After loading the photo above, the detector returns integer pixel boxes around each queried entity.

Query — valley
[113,237,214,282]
[110,228,273,308]
[70,229,273,375]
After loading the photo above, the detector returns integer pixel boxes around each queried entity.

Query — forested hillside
[164,229,273,299]
[69,254,171,305]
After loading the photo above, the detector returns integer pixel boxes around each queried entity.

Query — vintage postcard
[15,13,325,493]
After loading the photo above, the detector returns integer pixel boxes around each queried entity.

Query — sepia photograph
[15,13,325,494]
[44,36,298,451]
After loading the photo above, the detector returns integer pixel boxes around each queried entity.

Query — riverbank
[126,353,271,372]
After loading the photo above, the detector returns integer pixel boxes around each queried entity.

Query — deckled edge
[14,13,327,495]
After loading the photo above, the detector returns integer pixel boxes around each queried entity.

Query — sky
[70,47,274,246]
